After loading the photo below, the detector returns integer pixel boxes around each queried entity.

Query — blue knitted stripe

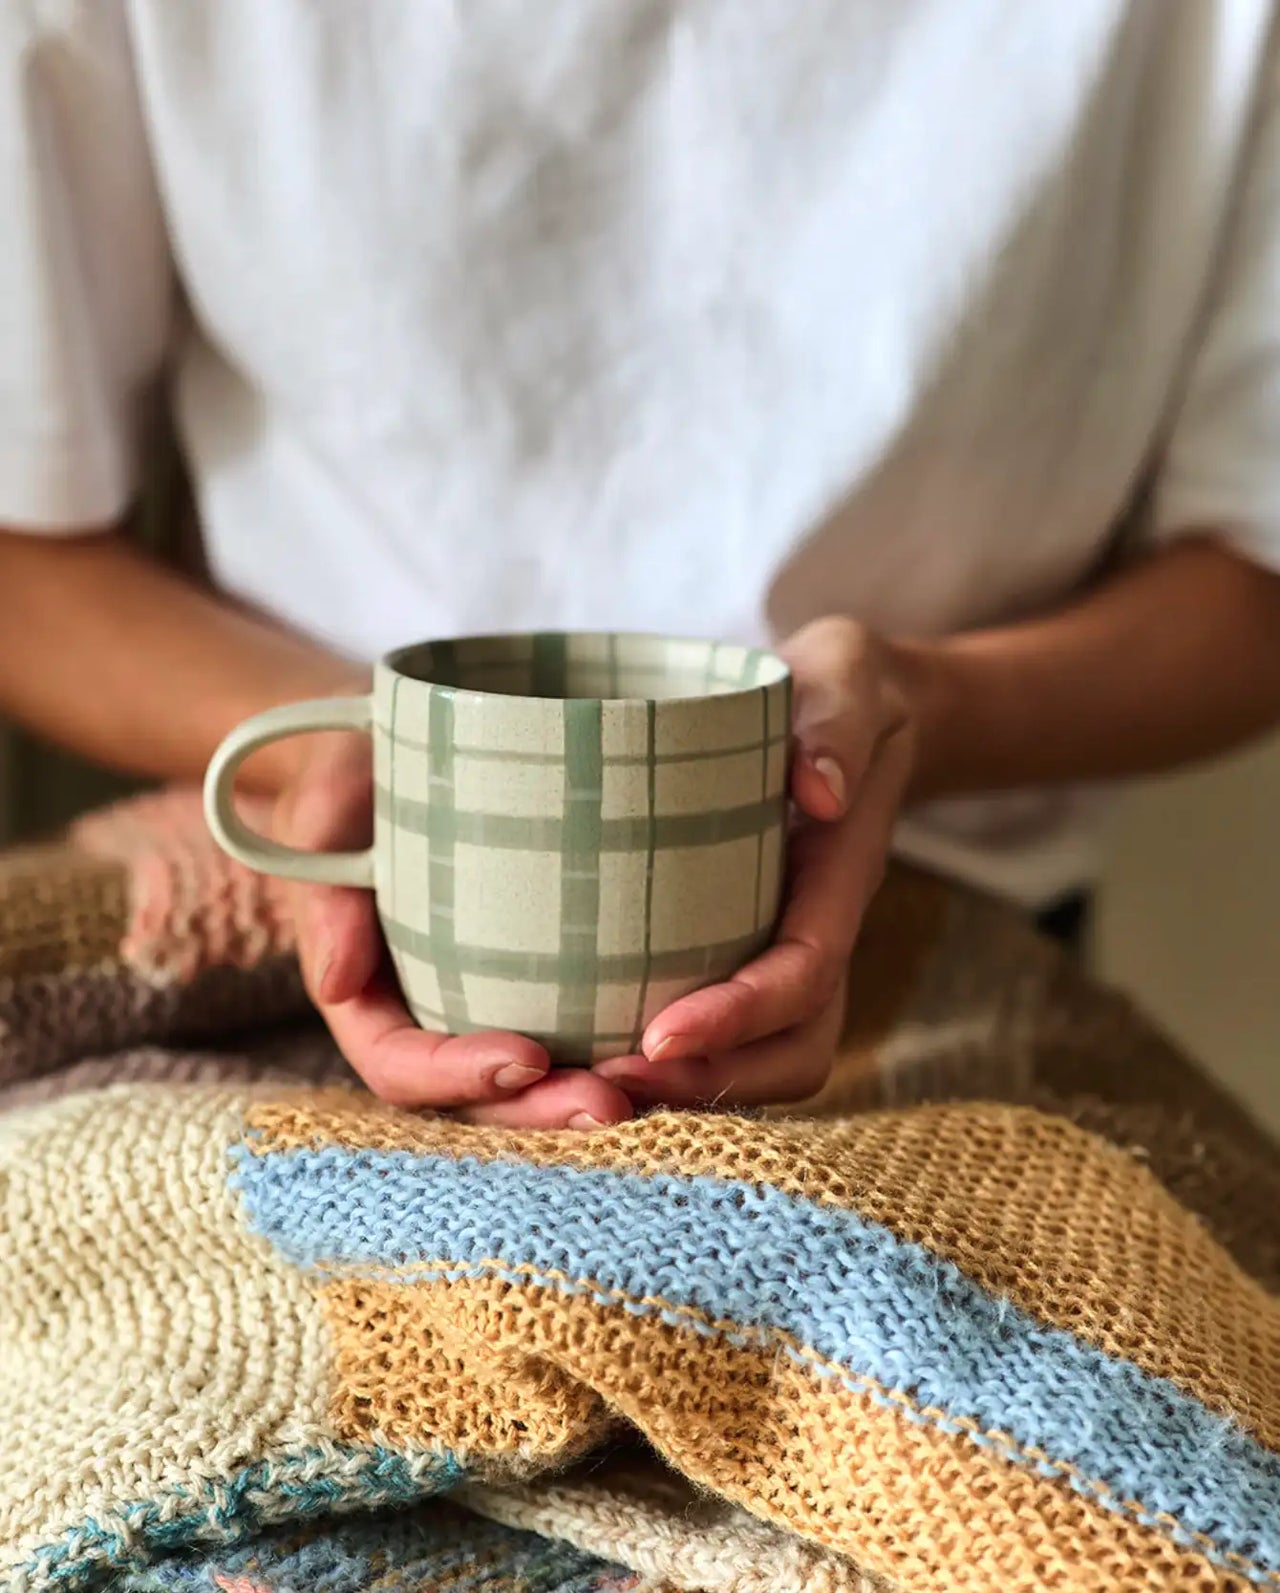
[20,1444,462,1589]
[231,1143,1280,1580]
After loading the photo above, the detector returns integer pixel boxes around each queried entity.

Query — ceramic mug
[203,632,791,1063]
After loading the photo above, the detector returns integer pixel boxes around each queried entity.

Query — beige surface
[1097,733,1280,1134]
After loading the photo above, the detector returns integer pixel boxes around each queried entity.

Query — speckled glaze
[205,633,791,1061]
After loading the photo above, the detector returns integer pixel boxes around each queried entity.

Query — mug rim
[380,629,791,707]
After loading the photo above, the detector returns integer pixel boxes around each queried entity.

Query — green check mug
[203,633,791,1063]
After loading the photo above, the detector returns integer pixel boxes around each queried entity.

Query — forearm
[0,528,360,792]
[901,537,1280,801]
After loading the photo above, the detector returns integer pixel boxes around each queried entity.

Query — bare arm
[902,536,1280,801]
[0,526,626,1126]
[0,528,359,791]
[4,525,1275,802]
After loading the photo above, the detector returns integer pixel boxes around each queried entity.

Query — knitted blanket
[1,791,1277,1593]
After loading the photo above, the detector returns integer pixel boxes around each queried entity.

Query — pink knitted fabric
[0,789,310,1094]
[72,790,296,984]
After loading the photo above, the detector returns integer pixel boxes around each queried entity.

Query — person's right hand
[270,729,634,1129]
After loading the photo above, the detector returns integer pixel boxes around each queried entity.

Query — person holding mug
[2,4,1280,1130]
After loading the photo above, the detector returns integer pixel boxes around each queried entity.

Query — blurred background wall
[1097,736,1280,1133]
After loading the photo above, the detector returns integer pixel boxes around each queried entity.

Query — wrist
[883,636,969,806]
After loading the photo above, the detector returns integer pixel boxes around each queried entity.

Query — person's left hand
[592,616,921,1110]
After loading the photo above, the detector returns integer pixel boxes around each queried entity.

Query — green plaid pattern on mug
[371,634,791,1064]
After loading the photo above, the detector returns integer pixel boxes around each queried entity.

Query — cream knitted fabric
[459,1455,890,1591]
[0,1088,347,1582]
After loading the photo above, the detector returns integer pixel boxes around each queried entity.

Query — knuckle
[792,941,844,1014]
[711,978,760,1027]
[758,941,840,1026]
[572,1074,630,1120]
[802,614,871,672]
[359,1036,434,1107]
[822,612,868,651]
[357,1066,416,1108]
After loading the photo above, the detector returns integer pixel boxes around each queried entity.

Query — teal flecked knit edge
[12,1444,463,1592]
[104,1503,630,1593]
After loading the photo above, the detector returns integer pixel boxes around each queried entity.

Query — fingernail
[644,1033,689,1063]
[567,1112,606,1131]
[813,755,846,810]
[494,1062,545,1091]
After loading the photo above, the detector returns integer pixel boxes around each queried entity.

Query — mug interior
[387,632,789,701]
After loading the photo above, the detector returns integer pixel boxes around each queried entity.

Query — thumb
[783,620,877,822]
[274,735,379,1005]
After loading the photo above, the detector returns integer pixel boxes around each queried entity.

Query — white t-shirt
[5,1,1280,905]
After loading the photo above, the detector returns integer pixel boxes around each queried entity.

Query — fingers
[328,973,633,1124]
[782,616,911,824]
[311,967,636,1125]
[275,734,379,1004]
[642,732,911,1060]
[459,1068,634,1129]
[297,884,382,1006]
[640,616,917,1064]
[596,983,844,1109]
[322,970,549,1106]
[790,749,849,823]
[784,616,873,820]
[640,833,847,1061]
[271,732,631,1128]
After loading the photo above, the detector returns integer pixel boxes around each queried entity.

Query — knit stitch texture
[0,789,1276,1593]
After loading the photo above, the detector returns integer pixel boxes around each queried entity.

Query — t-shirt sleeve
[0,1,172,531]
[1150,52,1280,574]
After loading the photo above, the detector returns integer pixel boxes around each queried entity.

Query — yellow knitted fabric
[246,1093,1280,1451]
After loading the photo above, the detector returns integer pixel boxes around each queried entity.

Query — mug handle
[203,696,375,887]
